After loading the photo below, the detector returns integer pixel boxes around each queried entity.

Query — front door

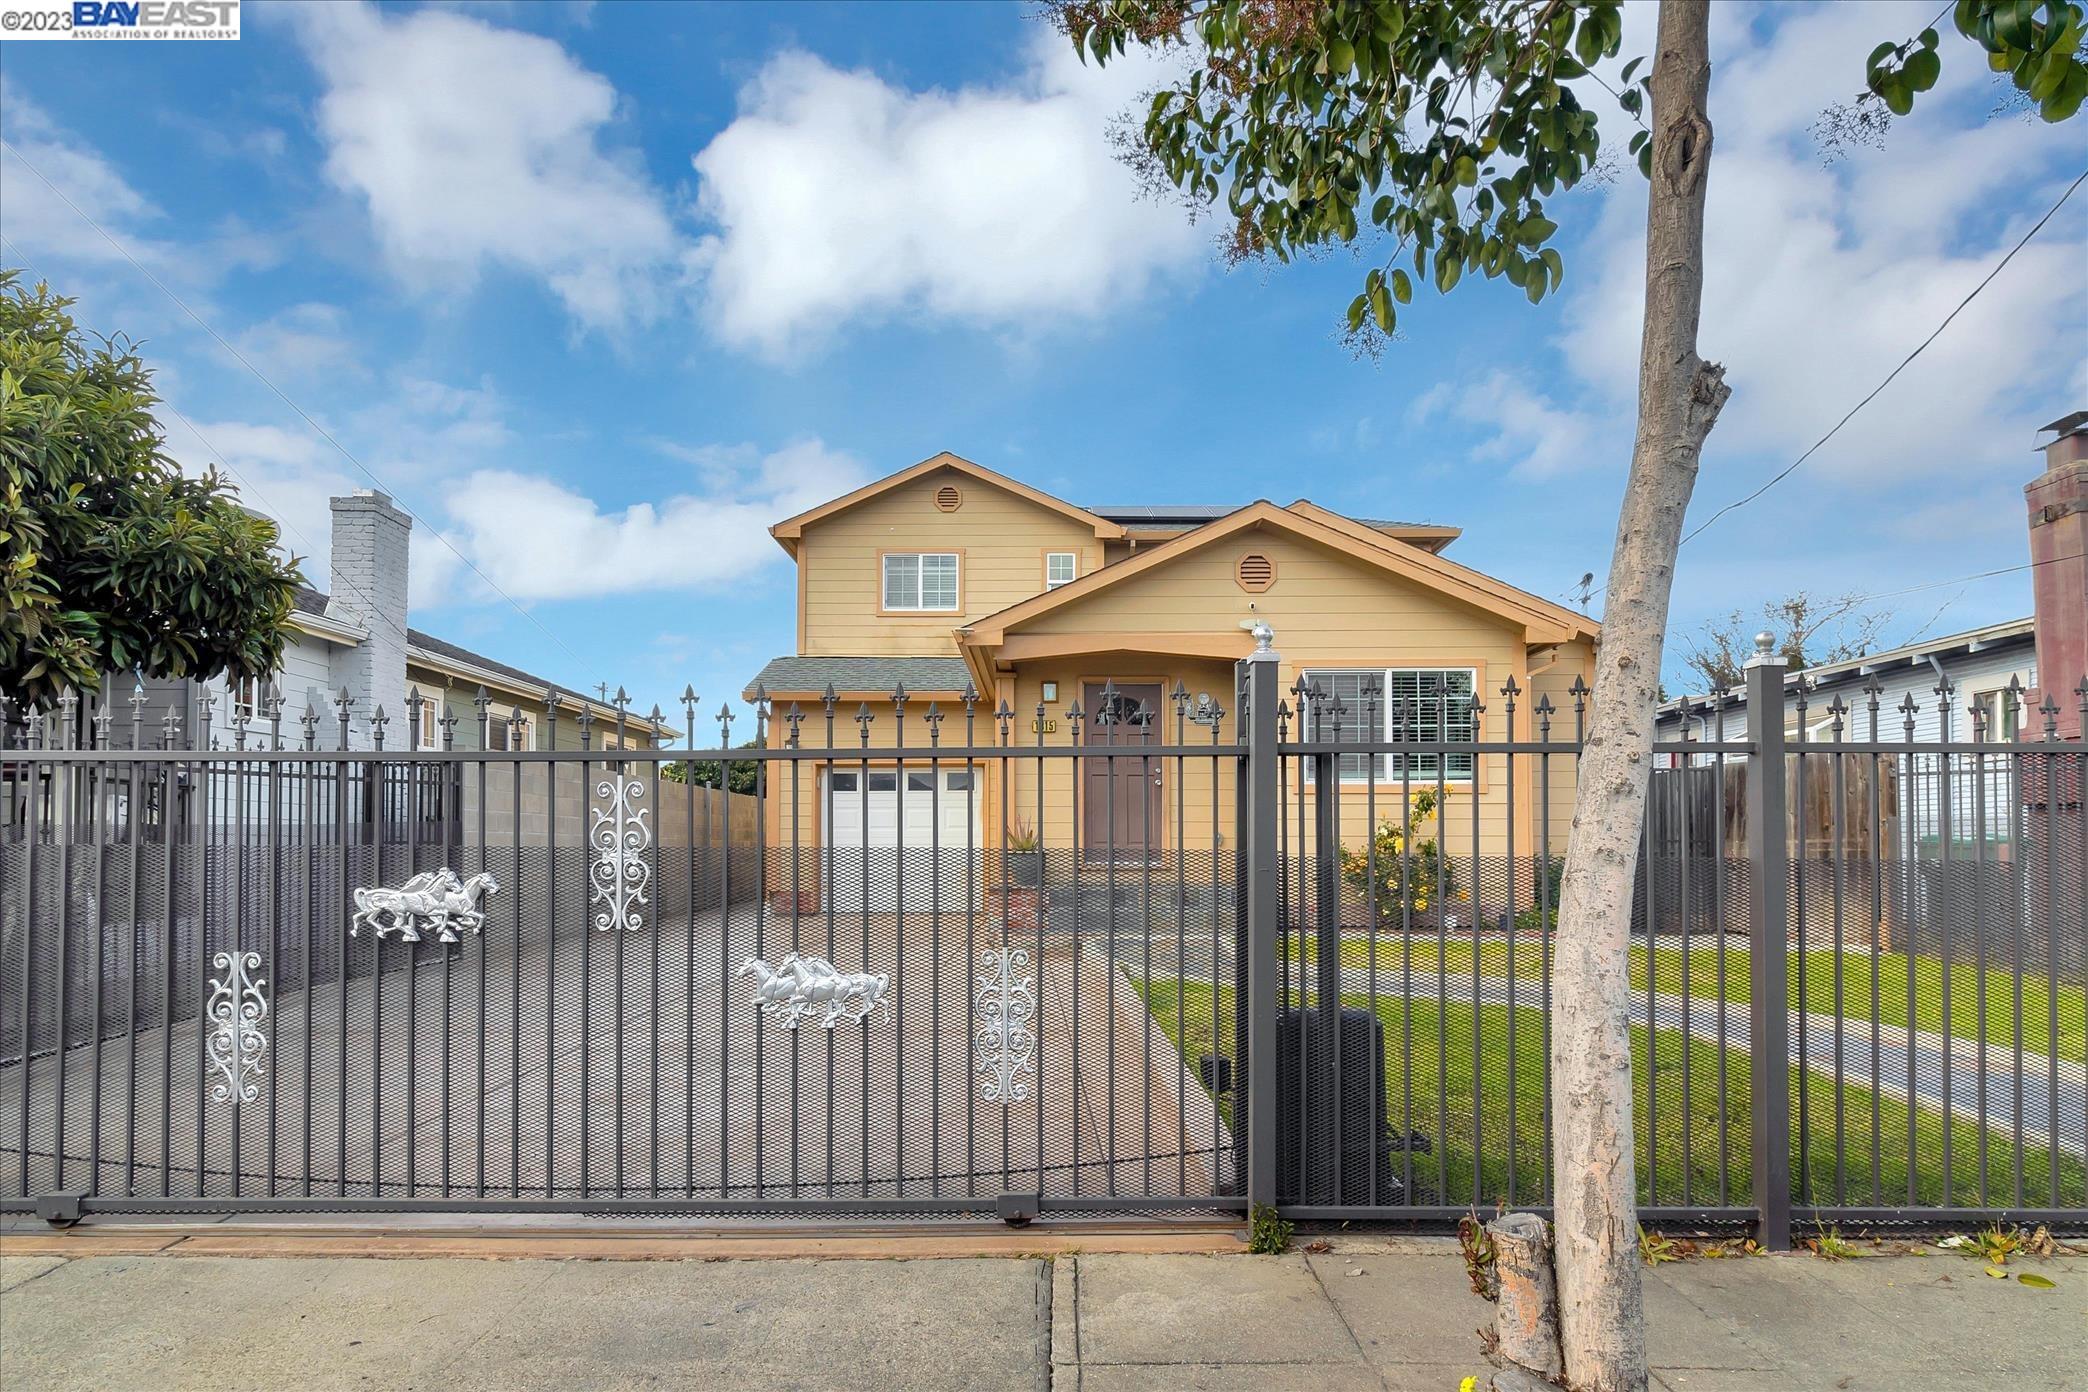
[1082,682,1162,862]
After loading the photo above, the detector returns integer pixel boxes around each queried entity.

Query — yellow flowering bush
[1339,787,1457,926]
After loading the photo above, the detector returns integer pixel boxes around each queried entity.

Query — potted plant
[1005,819,1045,887]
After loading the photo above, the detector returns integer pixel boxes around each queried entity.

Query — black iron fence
[2,659,2083,1239]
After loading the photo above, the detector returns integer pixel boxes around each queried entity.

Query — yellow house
[746,452,1597,908]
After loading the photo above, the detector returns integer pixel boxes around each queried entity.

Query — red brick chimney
[2027,411,2088,739]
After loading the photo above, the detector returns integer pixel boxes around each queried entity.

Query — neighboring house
[96,490,672,752]
[1652,410,2088,856]
[1656,617,2040,751]
[745,451,1598,908]
[1656,618,2038,852]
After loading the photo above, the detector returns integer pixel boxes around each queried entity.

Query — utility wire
[1583,164,2088,605]
[1832,547,2084,607]
[1679,165,2087,549]
[0,135,588,670]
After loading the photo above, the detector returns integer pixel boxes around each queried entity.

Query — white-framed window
[485,708,535,752]
[228,674,268,724]
[1304,667,1478,782]
[408,698,443,751]
[1045,552,1077,588]
[883,552,960,612]
[1971,686,2023,742]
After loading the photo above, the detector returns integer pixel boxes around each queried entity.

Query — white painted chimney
[327,489,412,748]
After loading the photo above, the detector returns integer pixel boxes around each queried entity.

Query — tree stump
[1488,1211,1564,1383]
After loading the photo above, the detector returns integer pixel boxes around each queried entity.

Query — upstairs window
[1045,552,1077,588]
[883,552,960,612]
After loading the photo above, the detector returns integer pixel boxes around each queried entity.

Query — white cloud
[438,439,869,601]
[291,2,680,332]
[1411,370,1612,481]
[0,88,164,265]
[1419,2,2086,496]
[159,365,525,612]
[1588,6,2084,474]
[688,32,1203,358]
[233,303,362,380]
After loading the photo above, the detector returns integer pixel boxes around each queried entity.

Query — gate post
[1242,632,1282,1212]
[1744,634,1792,1251]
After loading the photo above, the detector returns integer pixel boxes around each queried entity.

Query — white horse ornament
[351,869,499,943]
[739,954,891,1029]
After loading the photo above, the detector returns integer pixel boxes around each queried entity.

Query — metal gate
[1,683,1243,1219]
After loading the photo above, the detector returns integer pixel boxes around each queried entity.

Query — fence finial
[1745,631,1780,668]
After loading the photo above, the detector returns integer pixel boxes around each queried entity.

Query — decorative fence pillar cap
[1240,617,1279,661]
[1744,630,1784,669]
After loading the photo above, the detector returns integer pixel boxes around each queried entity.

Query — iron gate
[0,683,1243,1217]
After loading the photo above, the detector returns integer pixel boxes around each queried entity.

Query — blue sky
[3,0,2083,727]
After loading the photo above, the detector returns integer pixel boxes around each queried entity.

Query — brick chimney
[327,490,412,749]
[2027,411,2088,740]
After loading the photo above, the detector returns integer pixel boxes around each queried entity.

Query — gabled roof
[769,451,1126,557]
[1657,616,2034,717]
[959,500,1597,650]
[286,584,674,733]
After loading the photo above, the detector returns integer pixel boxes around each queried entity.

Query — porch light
[1041,681,1059,702]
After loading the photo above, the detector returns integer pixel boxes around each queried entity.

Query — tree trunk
[1490,1211,1564,1381]
[1549,4,1728,1391]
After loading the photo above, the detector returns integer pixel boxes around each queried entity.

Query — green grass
[1281,936,2088,1064]
[1141,978,2087,1210]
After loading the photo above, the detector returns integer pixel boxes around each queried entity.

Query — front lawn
[1140,978,2087,1210]
[1281,936,2087,1064]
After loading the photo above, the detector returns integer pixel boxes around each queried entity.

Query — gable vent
[1235,552,1276,593]
[934,484,963,513]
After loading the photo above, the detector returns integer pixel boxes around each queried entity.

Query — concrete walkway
[3,1232,2083,1391]
[1254,965,2088,1150]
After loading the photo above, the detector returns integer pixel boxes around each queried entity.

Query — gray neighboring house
[1656,409,2088,851]
[81,489,672,752]
[1656,616,2039,751]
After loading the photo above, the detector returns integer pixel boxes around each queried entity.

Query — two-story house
[746,452,1598,911]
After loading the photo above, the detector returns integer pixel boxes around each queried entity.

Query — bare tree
[1681,591,1895,692]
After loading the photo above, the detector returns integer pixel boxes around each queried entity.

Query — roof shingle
[743,655,973,701]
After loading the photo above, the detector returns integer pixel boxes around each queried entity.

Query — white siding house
[1657,618,2039,848]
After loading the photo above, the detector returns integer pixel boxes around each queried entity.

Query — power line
[1834,547,2083,607]
[1680,165,2087,548]
[0,135,588,670]
[1584,163,2088,605]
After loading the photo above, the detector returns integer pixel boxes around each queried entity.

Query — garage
[824,766,981,912]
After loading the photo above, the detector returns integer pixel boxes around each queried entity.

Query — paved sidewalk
[2,1234,2083,1391]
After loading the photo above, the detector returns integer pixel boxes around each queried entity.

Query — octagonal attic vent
[1235,553,1276,593]
[934,484,963,513]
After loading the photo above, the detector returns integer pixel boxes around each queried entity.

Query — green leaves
[1048,0,1627,347]
[1863,0,2088,124]
[0,270,302,711]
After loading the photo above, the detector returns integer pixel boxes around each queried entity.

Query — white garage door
[824,767,981,913]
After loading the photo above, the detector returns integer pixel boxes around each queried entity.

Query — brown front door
[1082,682,1163,861]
